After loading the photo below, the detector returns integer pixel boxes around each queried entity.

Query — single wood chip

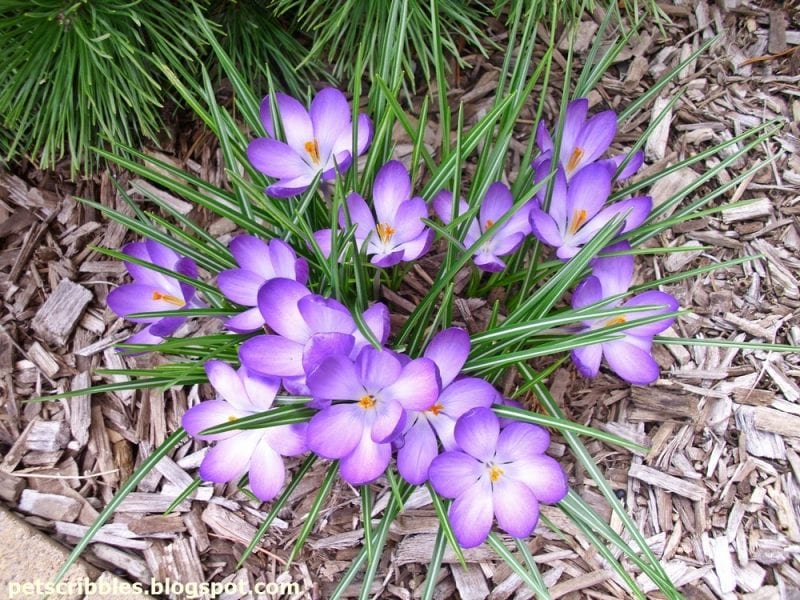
[18,489,82,521]
[628,464,707,501]
[31,279,93,346]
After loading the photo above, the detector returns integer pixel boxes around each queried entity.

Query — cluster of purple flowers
[105,89,682,549]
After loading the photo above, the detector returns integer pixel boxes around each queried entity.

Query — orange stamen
[488,464,504,482]
[358,394,377,409]
[152,291,186,307]
[227,415,238,423]
[427,403,444,416]
[605,316,627,327]
[376,223,396,244]
[304,139,321,165]
[566,146,584,173]
[568,209,588,235]
[485,219,495,229]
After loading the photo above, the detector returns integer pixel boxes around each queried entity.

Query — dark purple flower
[534,98,643,181]
[218,236,309,333]
[306,347,440,485]
[528,164,651,260]
[429,407,568,548]
[433,182,531,272]
[396,328,498,484]
[247,88,372,198]
[182,360,306,501]
[313,160,433,268]
[570,248,679,384]
[107,239,199,346]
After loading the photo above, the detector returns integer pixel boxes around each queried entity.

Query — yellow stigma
[358,394,377,409]
[304,139,321,165]
[427,403,444,416]
[376,222,396,244]
[485,219,495,229]
[566,146,584,173]
[605,316,627,327]
[227,415,238,423]
[568,209,588,235]
[488,464,504,482]
[152,291,186,307]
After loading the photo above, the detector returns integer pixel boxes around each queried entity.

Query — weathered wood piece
[628,464,707,501]
[31,279,92,346]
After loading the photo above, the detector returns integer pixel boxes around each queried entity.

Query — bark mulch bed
[1,1,800,598]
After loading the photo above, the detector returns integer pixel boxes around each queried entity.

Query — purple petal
[307,354,363,401]
[479,182,513,230]
[182,400,242,441]
[248,440,286,501]
[603,338,660,384]
[492,478,540,538]
[439,378,498,418]
[428,413,458,450]
[239,335,305,377]
[266,174,315,198]
[264,423,308,457]
[269,93,314,154]
[199,432,260,483]
[307,403,364,458]
[230,236,269,276]
[108,284,173,322]
[225,307,265,333]
[355,114,372,154]
[144,239,180,270]
[528,206,563,248]
[620,290,679,336]
[122,324,164,347]
[534,120,553,154]
[559,99,589,163]
[371,399,405,443]
[397,419,439,485]
[354,347,402,393]
[391,197,428,243]
[352,303,390,351]
[572,276,604,310]
[339,429,392,485]
[566,163,612,224]
[218,269,263,306]
[205,360,247,407]
[571,196,652,246]
[257,278,312,342]
[429,450,484,498]
[382,357,440,411]
[340,192,377,240]
[474,252,505,273]
[122,241,171,289]
[268,238,304,280]
[453,407,499,461]
[591,242,634,298]
[240,367,280,411]
[302,332,355,375]
[372,160,411,225]
[312,229,334,259]
[297,295,354,335]
[424,328,470,388]
[572,343,603,378]
[247,138,310,179]
[575,110,617,167]
[310,88,351,162]
[495,422,550,462]
[432,190,457,224]
[491,232,526,257]
[148,316,185,338]
[504,454,568,504]
[370,249,405,268]
[602,150,645,180]
[449,479,494,548]
[396,229,433,263]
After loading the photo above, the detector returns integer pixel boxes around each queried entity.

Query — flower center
[304,139,321,165]
[485,219,495,229]
[488,464,504,482]
[376,223,395,245]
[227,415,238,423]
[358,394,377,409]
[566,146,584,173]
[426,403,444,416]
[152,291,186,307]
[605,316,627,327]
[568,209,588,235]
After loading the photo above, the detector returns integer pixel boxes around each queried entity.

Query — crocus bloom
[107,239,199,346]
[248,88,372,197]
[397,328,498,484]
[306,347,440,485]
[570,248,679,384]
[534,98,643,181]
[433,182,531,272]
[182,360,306,501]
[313,160,433,268]
[429,407,568,548]
[528,164,651,260]
[218,236,309,333]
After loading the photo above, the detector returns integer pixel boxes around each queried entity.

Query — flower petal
[257,278,313,342]
[352,302,390,352]
[355,347,402,393]
[448,479,494,548]
[247,138,311,180]
[264,423,308,456]
[391,197,428,243]
[528,206,563,248]
[218,269,263,306]
[559,99,589,163]
[590,242,634,298]
[225,307,265,333]
[503,454,568,504]
[205,360,247,407]
[266,174,315,198]
[397,419,439,485]
[239,335,305,377]
[307,403,364,458]
[199,432,260,483]
[429,450,484,498]
[340,192,377,241]
[307,354,363,401]
[302,332,356,376]
[108,284,173,322]
[492,477,540,538]
[479,182,513,228]
[297,295,354,335]
[372,160,411,225]
[148,316,186,338]
[424,328,470,388]
[572,343,603,378]
[495,422,551,462]
[240,367,280,411]
[575,110,617,166]
[310,88,351,162]
[620,290,678,336]
[396,230,433,263]
[371,399,405,443]
[339,430,392,485]
[453,407,499,461]
[248,439,286,501]
[382,357,440,411]
[269,93,314,154]
[566,163,612,223]
[182,400,242,441]
[571,275,604,310]
[439,377,498,418]
[603,338,660,385]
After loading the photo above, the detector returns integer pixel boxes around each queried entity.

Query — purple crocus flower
[528,164,651,260]
[218,236,309,333]
[306,347,440,485]
[247,88,372,198]
[433,182,531,272]
[396,328,498,484]
[182,360,307,501]
[313,160,433,268]
[107,239,199,346]
[534,98,644,181]
[429,407,568,548]
[239,278,388,394]
[570,247,679,384]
